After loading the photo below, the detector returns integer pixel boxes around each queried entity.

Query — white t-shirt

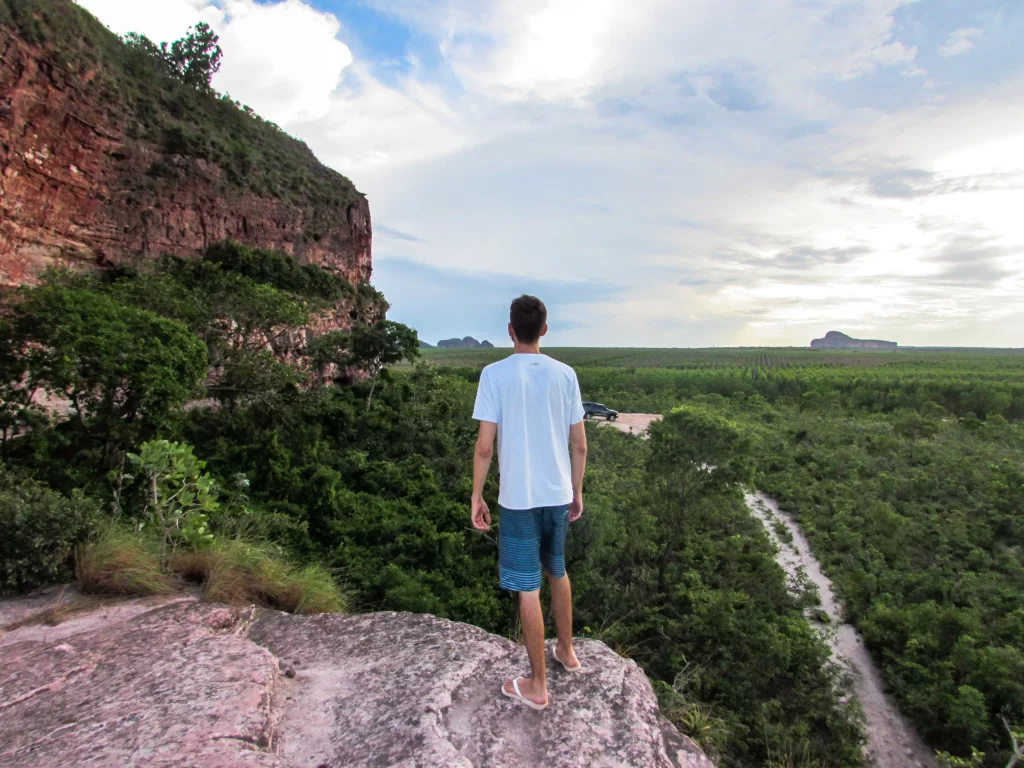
[472,353,585,510]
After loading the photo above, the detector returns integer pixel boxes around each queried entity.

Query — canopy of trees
[5,262,1022,765]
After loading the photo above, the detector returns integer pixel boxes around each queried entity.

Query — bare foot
[555,641,581,670]
[502,676,548,706]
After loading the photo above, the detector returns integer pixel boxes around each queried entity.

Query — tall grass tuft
[178,540,347,615]
[76,530,175,596]
[75,532,345,615]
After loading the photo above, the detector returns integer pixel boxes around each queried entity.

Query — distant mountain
[437,336,494,349]
[419,340,435,349]
[811,331,897,349]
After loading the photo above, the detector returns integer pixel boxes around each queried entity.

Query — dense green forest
[426,346,1024,767]
[4,256,1022,766]
[3,254,868,767]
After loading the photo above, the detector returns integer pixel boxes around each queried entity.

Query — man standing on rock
[471,294,588,710]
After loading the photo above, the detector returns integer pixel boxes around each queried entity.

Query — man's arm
[471,420,497,530]
[569,420,587,521]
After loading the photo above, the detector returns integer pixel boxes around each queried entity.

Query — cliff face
[0,18,371,292]
[0,593,716,768]
[811,331,897,349]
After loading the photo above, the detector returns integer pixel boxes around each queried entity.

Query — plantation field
[420,346,1024,374]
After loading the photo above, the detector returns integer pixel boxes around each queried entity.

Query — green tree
[307,329,353,384]
[108,258,311,406]
[948,685,990,748]
[646,405,754,592]
[0,321,47,459]
[347,321,420,409]
[129,440,218,564]
[124,22,223,91]
[894,407,940,460]
[167,22,223,90]
[938,719,1024,768]
[10,286,207,435]
[216,350,305,409]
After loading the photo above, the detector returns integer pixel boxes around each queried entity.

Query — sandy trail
[596,412,662,435]
[604,413,937,768]
[746,493,937,768]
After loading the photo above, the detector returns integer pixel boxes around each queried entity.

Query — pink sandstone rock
[0,599,714,767]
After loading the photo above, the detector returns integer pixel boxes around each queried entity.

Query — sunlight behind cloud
[494,0,617,96]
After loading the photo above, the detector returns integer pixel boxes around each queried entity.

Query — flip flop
[501,677,548,710]
[552,646,582,672]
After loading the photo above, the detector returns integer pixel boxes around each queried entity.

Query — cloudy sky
[77,0,1024,347]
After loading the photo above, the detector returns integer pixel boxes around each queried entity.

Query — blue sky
[78,0,1024,347]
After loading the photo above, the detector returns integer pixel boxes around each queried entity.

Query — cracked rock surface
[0,596,713,767]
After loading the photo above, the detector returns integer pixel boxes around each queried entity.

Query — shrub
[0,469,102,594]
[146,160,174,178]
[202,240,353,301]
[128,439,218,563]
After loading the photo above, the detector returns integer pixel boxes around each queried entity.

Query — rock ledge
[0,597,713,767]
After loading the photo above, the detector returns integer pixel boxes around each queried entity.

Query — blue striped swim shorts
[498,504,571,592]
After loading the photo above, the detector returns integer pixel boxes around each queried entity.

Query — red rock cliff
[0,29,371,290]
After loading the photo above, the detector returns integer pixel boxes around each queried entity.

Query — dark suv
[582,401,619,421]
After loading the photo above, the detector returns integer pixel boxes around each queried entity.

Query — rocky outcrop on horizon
[811,330,897,349]
[0,593,715,767]
[437,336,494,349]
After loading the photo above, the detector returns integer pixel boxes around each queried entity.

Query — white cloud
[294,64,467,172]
[215,0,353,123]
[371,0,923,108]
[75,0,220,41]
[76,0,353,125]
[940,27,983,57]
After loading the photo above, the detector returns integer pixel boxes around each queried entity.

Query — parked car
[582,401,619,421]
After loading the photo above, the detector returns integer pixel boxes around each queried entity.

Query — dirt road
[747,493,937,768]
[601,413,937,768]
[595,413,662,435]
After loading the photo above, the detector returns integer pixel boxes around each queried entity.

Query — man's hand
[472,421,496,531]
[569,492,584,522]
[471,495,492,531]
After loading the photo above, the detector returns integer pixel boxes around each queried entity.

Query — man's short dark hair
[510,295,547,344]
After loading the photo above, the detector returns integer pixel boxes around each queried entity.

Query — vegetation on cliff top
[0,0,362,209]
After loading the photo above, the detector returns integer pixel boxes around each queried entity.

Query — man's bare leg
[503,589,548,704]
[548,571,580,667]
